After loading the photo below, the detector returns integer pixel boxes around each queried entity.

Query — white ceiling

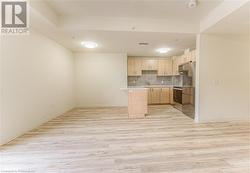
[205,3,250,35]
[47,0,222,21]
[33,0,224,56]
[66,30,196,56]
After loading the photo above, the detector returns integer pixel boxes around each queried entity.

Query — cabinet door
[148,88,152,104]
[185,52,191,63]
[149,59,158,70]
[128,57,142,76]
[169,88,174,104]
[142,58,158,70]
[191,50,196,62]
[158,58,173,76]
[172,56,179,75]
[127,57,135,76]
[134,58,142,76]
[157,59,166,76]
[142,58,148,70]
[179,55,185,65]
[151,88,161,104]
[160,88,170,104]
[165,58,173,75]
[182,54,187,63]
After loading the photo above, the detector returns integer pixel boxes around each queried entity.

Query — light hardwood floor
[0,105,250,173]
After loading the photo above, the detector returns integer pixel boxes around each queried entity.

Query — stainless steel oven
[173,86,195,119]
[173,87,183,104]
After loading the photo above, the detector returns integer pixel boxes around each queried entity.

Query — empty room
[0,0,250,172]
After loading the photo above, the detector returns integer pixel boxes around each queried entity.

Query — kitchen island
[122,87,149,118]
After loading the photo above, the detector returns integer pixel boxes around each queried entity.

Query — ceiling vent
[138,42,149,46]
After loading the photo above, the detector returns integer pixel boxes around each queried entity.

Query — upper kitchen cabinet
[128,57,142,76]
[182,54,189,63]
[184,49,196,63]
[157,58,173,76]
[190,49,196,62]
[142,58,158,70]
[172,49,196,75]
[172,56,183,75]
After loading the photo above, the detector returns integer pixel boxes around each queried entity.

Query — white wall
[0,37,3,145]
[249,11,250,117]
[75,53,128,107]
[198,34,249,122]
[0,30,75,145]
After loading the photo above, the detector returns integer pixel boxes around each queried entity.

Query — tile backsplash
[172,75,192,87]
[128,70,192,87]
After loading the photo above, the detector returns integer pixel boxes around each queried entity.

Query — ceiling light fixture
[81,41,98,48]
[156,48,170,54]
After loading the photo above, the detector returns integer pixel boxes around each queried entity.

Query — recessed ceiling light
[156,48,170,54]
[81,41,98,49]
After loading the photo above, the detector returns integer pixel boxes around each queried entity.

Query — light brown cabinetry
[172,56,183,75]
[182,50,196,63]
[142,58,158,70]
[148,87,171,105]
[172,49,196,75]
[160,88,170,104]
[190,50,196,62]
[182,54,188,64]
[128,50,196,77]
[148,88,161,104]
[169,88,174,104]
[128,89,148,118]
[128,57,142,76]
[157,58,173,76]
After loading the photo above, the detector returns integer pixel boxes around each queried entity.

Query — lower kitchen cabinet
[148,88,161,104]
[170,88,174,104]
[160,88,170,104]
[148,87,171,105]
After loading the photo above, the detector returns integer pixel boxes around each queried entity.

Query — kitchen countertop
[174,86,195,88]
[126,85,194,89]
[127,85,174,88]
[120,87,149,91]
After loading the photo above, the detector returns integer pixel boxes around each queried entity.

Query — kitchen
[1,0,249,172]
[127,49,196,119]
